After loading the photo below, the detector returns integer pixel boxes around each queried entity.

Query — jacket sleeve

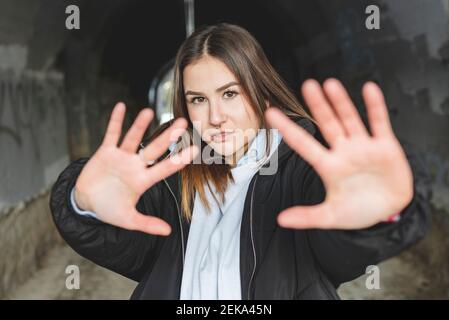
[49,157,163,282]
[292,132,432,287]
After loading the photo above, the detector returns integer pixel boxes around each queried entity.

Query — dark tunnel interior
[59,0,384,155]
[98,0,304,104]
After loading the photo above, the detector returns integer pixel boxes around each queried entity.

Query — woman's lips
[211,132,234,142]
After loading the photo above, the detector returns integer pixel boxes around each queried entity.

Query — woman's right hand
[73,102,198,236]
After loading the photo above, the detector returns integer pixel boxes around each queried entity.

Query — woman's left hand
[265,78,414,230]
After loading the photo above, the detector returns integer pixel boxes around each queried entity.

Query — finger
[301,79,346,146]
[120,108,154,153]
[363,82,394,138]
[129,211,172,236]
[102,102,126,147]
[323,78,369,137]
[142,145,199,189]
[141,117,188,163]
[265,107,329,169]
[277,204,335,229]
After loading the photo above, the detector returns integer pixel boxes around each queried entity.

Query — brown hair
[148,23,314,221]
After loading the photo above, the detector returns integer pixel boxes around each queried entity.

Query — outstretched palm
[265,79,413,230]
[74,102,198,236]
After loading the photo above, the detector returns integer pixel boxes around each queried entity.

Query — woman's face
[183,55,260,164]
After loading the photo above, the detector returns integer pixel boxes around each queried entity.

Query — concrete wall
[0,0,71,295]
[0,193,64,297]
[0,68,68,213]
[0,0,70,214]
[285,0,449,215]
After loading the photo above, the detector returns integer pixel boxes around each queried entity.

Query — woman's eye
[223,90,238,99]
[191,97,206,104]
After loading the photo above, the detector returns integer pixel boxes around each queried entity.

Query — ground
[5,242,443,300]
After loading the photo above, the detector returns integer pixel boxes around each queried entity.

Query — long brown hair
[148,23,314,221]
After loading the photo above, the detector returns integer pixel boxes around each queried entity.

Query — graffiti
[0,70,65,159]
[335,8,376,72]
[424,153,449,187]
[423,153,449,212]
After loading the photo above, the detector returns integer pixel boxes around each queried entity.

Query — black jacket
[49,118,431,299]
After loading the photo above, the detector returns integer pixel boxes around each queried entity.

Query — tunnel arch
[92,0,333,135]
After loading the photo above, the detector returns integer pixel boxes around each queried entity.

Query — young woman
[50,23,430,300]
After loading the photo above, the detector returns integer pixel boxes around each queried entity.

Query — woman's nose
[209,101,226,126]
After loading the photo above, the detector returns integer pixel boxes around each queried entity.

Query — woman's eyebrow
[184,81,240,96]
[216,81,239,92]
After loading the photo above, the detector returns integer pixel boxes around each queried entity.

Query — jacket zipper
[164,173,258,300]
[162,178,185,267]
[247,174,259,300]
[140,142,186,267]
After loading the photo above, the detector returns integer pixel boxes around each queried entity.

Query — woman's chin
[206,144,243,162]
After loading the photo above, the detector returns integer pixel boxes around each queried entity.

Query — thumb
[277,204,335,230]
[129,211,172,236]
